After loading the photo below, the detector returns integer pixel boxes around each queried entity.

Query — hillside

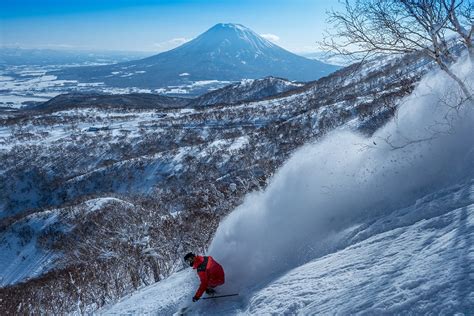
[1,52,427,218]
[34,93,190,112]
[102,54,474,315]
[188,77,304,107]
[0,50,442,313]
[101,181,474,315]
[4,0,474,313]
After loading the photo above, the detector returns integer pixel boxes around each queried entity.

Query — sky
[0,0,343,54]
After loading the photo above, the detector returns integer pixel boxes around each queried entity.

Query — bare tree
[321,0,473,100]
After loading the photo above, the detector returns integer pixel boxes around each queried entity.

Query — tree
[322,0,473,100]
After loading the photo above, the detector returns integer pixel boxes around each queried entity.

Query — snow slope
[0,197,133,286]
[0,209,61,286]
[101,269,195,315]
[101,54,474,315]
[247,182,474,314]
[208,54,474,291]
[101,180,474,315]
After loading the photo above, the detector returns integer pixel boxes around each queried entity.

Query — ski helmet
[184,252,195,266]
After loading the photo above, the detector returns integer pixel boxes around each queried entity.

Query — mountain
[34,92,189,112]
[52,23,340,89]
[188,76,304,107]
[101,53,474,315]
[2,49,455,314]
[101,180,474,315]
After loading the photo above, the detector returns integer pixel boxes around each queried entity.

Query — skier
[184,252,225,302]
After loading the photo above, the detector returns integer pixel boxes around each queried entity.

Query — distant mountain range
[30,76,306,112]
[52,23,340,89]
[0,48,152,66]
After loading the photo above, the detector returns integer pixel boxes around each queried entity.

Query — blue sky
[1,0,343,53]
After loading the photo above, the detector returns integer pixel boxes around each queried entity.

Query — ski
[202,293,239,300]
[175,305,192,316]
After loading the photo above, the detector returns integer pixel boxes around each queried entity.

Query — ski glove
[192,296,199,302]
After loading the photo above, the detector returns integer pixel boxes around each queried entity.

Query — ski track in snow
[100,180,474,315]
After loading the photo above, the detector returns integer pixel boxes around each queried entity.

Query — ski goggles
[185,256,194,266]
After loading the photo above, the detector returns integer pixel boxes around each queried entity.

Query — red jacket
[192,255,225,299]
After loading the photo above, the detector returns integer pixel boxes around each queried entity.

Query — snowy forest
[0,0,473,314]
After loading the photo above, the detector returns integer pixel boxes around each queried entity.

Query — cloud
[260,33,280,43]
[153,37,191,50]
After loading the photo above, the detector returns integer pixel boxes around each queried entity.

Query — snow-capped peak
[192,22,277,53]
[53,23,339,87]
[210,23,249,31]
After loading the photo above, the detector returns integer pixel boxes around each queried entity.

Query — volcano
[54,23,339,89]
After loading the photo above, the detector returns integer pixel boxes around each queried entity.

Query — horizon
[0,0,343,54]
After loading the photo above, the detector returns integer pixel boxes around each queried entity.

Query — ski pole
[202,293,239,300]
